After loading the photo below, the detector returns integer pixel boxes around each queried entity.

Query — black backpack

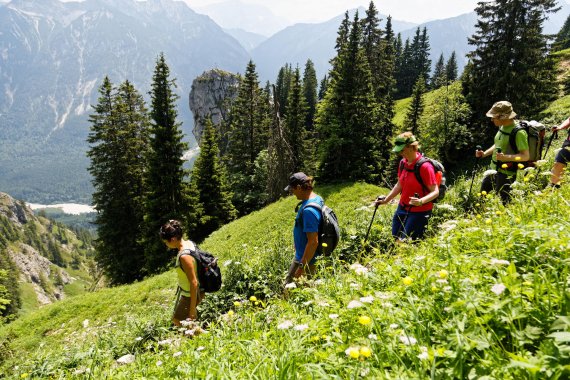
[179,245,222,293]
[297,202,340,256]
[399,157,447,202]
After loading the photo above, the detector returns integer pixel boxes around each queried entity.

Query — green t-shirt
[491,122,529,175]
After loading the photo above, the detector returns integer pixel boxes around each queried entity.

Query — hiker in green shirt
[475,101,529,204]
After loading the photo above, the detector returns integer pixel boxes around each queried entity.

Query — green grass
[1,160,570,378]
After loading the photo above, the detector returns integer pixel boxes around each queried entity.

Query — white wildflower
[350,263,369,276]
[350,282,361,289]
[360,295,375,304]
[234,261,241,265]
[523,166,536,172]
[82,319,89,328]
[375,291,393,300]
[483,169,497,177]
[223,260,233,267]
[382,302,394,308]
[158,339,173,346]
[414,255,426,261]
[491,283,506,295]
[389,323,399,329]
[399,335,417,345]
[443,286,452,292]
[540,171,553,176]
[284,282,297,289]
[135,336,143,342]
[417,346,429,360]
[360,368,371,377]
[196,346,205,351]
[356,206,369,211]
[277,320,294,330]
[302,300,313,306]
[436,279,448,284]
[436,204,457,212]
[156,361,163,366]
[511,189,525,196]
[242,243,247,248]
[368,333,378,340]
[116,354,136,365]
[444,307,451,312]
[313,279,324,286]
[534,160,547,167]
[347,300,364,309]
[317,300,330,307]
[173,351,182,358]
[294,324,309,331]
[440,220,457,232]
[350,235,358,240]
[329,314,339,319]
[490,258,510,266]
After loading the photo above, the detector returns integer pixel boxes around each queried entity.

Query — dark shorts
[481,171,515,204]
[173,295,192,322]
[555,139,570,165]
[391,204,432,241]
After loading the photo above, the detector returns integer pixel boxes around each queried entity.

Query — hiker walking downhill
[475,101,529,204]
[160,220,205,326]
[375,132,439,242]
[285,173,323,282]
[549,116,570,188]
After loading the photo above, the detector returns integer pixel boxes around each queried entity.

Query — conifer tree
[302,59,318,132]
[275,64,292,117]
[404,76,426,136]
[463,0,557,140]
[431,53,446,89]
[87,78,151,284]
[226,60,270,215]
[445,51,458,82]
[316,11,381,182]
[318,75,329,101]
[189,119,236,241]
[143,53,189,274]
[285,67,309,172]
[553,14,570,51]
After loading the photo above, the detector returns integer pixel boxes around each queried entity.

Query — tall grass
[1,160,569,378]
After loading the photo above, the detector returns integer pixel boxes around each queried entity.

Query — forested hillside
[0,193,97,322]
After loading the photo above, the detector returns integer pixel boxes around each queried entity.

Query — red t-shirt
[398,152,437,212]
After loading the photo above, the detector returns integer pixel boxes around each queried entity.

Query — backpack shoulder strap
[413,157,429,194]
[303,202,322,213]
[508,125,524,154]
[177,245,198,271]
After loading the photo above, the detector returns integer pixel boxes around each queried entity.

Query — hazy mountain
[196,0,290,37]
[0,0,250,204]
[224,27,267,52]
[251,8,417,82]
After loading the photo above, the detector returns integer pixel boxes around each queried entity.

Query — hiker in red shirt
[375,132,439,241]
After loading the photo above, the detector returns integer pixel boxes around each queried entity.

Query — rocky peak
[189,69,240,144]
[0,192,31,226]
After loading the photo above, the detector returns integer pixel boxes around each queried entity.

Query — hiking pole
[364,196,385,243]
[467,145,482,200]
[542,130,558,159]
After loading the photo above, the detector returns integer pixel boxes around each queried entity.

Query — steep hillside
[1,165,569,377]
[0,192,96,319]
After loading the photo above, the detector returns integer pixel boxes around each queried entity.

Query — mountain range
[0,0,568,204]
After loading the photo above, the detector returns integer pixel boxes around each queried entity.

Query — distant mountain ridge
[0,0,250,203]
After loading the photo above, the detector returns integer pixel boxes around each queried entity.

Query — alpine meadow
[1,0,570,379]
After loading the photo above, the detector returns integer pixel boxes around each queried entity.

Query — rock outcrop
[189,69,240,144]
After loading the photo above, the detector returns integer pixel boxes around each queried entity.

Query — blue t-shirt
[293,195,324,262]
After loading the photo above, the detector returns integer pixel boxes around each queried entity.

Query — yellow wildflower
[495,210,502,216]
[438,270,448,279]
[234,301,241,307]
[515,217,521,223]
[322,242,328,247]
[346,347,360,359]
[481,191,487,196]
[249,296,257,302]
[515,156,521,161]
[403,276,413,286]
[517,163,524,169]
[358,315,372,325]
[227,310,234,316]
[485,218,492,224]
[501,164,508,169]
[360,346,372,358]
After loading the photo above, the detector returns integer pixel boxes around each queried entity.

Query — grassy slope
[1,162,570,378]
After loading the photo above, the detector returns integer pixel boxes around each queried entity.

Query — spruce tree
[226,60,270,215]
[143,53,189,274]
[431,53,446,89]
[318,75,329,101]
[285,67,309,172]
[553,14,570,51]
[87,78,151,284]
[445,51,458,82]
[404,76,426,136]
[190,119,236,241]
[275,64,292,117]
[302,59,318,132]
[316,11,381,182]
[463,0,558,141]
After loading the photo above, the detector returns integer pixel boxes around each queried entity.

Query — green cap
[392,134,417,152]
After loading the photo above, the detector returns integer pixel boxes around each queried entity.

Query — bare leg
[551,162,566,185]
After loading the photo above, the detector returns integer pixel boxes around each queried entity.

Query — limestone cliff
[189,69,240,145]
